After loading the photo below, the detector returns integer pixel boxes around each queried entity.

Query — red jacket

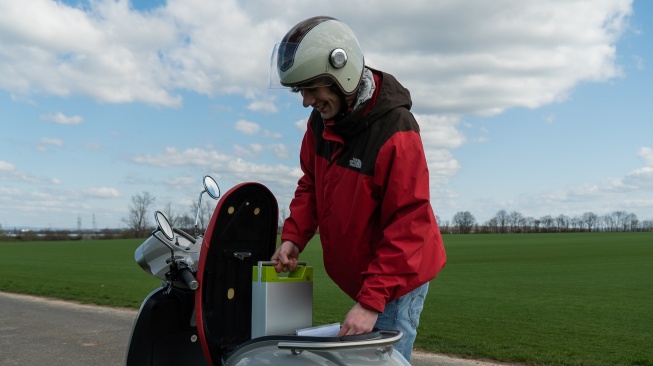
[282,69,446,313]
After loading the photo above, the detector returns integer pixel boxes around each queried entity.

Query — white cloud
[294,119,307,132]
[0,161,15,171]
[270,143,290,159]
[234,143,264,158]
[84,142,102,151]
[468,150,653,221]
[234,120,261,135]
[638,147,653,167]
[37,137,64,152]
[416,114,466,149]
[85,187,120,198]
[425,149,460,187]
[621,167,653,190]
[0,0,631,116]
[0,162,59,185]
[0,0,642,227]
[164,176,196,188]
[263,130,283,139]
[248,99,278,114]
[40,112,83,125]
[131,145,301,190]
[40,137,64,146]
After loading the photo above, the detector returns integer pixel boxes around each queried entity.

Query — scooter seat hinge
[233,252,252,260]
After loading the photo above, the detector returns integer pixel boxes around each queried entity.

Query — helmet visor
[269,42,333,90]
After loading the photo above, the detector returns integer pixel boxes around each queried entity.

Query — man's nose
[302,91,315,108]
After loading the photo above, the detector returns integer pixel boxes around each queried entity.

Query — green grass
[0,239,160,308]
[1,233,651,366]
[419,233,653,366]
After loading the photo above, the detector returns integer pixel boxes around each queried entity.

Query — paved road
[0,291,508,366]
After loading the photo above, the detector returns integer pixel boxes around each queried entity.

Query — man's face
[300,86,342,120]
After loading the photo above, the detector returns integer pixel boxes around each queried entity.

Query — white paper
[296,322,341,337]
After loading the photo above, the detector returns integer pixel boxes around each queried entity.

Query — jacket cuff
[280,234,307,251]
[356,294,385,314]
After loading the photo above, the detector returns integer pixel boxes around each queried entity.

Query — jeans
[374,282,429,361]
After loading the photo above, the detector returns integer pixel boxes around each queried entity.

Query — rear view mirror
[154,211,174,240]
[203,176,220,199]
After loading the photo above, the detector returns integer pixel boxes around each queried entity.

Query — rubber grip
[181,269,199,290]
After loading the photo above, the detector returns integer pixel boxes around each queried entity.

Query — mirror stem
[194,189,206,236]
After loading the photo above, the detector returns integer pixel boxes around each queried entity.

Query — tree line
[2,192,650,241]
[121,191,217,238]
[0,191,218,241]
[442,209,653,234]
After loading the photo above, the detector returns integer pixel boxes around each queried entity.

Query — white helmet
[270,16,364,96]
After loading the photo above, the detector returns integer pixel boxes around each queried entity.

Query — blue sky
[1,0,651,230]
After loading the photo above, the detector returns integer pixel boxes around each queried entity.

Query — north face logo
[349,157,362,169]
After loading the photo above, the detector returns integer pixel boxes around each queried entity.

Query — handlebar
[180,268,199,290]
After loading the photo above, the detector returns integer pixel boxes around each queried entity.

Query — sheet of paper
[296,322,341,337]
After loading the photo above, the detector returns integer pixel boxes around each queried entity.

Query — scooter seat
[195,183,278,364]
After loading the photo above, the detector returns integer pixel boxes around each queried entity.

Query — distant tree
[162,202,181,227]
[485,217,499,234]
[507,211,524,233]
[641,219,653,232]
[555,214,570,232]
[602,214,615,231]
[610,211,628,231]
[523,216,536,233]
[452,211,476,234]
[176,214,194,232]
[540,215,554,232]
[123,191,155,238]
[279,208,288,233]
[582,212,599,232]
[438,219,452,234]
[571,216,583,232]
[494,210,508,233]
[532,218,541,233]
[625,213,638,232]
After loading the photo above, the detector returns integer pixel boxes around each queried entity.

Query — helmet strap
[331,85,358,122]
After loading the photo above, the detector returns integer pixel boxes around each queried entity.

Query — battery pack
[251,262,313,338]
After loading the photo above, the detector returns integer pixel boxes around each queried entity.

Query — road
[0,291,508,366]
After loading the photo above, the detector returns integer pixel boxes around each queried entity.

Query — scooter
[125,176,409,365]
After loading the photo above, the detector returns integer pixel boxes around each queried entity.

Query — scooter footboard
[126,287,208,366]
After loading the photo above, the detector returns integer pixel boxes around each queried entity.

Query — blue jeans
[374,282,429,361]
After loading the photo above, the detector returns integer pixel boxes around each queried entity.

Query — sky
[1,0,651,230]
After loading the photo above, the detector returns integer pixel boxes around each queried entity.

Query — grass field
[1,232,651,366]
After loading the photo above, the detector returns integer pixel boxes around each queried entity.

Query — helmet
[270,16,364,96]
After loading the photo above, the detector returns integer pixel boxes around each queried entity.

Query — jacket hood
[326,68,413,138]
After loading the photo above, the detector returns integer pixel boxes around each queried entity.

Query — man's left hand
[337,302,378,336]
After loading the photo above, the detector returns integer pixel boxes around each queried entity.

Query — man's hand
[337,302,378,336]
[271,241,300,273]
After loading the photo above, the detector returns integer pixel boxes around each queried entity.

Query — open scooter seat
[195,182,278,364]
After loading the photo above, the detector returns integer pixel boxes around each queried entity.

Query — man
[270,16,446,361]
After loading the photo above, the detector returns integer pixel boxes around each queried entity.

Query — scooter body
[126,177,409,366]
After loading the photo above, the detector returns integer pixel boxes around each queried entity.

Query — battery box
[251,262,313,338]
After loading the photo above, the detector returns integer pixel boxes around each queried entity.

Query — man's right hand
[271,241,300,273]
